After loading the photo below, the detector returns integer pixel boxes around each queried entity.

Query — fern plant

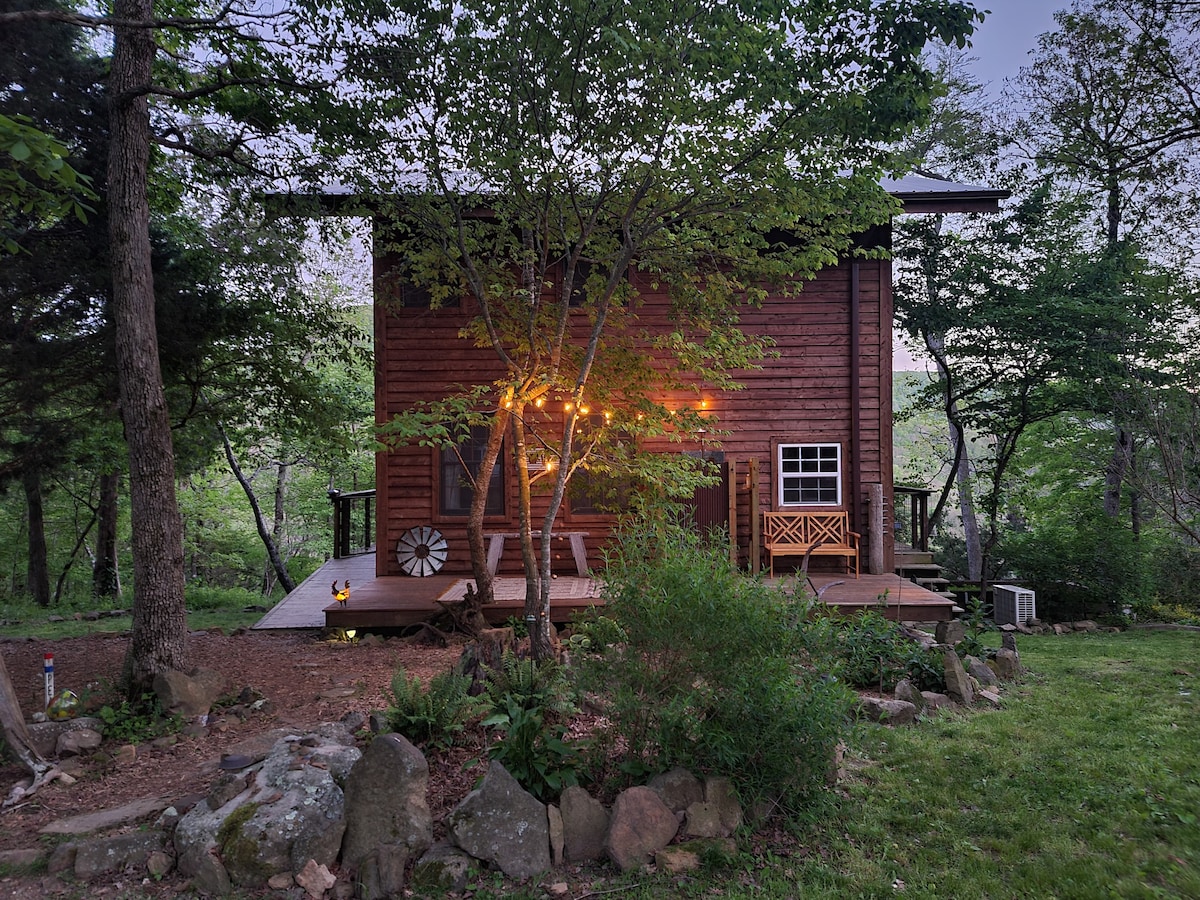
[483,651,577,719]
[383,667,482,750]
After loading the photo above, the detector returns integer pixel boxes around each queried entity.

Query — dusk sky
[964,2,1066,91]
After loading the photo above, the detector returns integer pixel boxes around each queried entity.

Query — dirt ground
[0,626,486,897]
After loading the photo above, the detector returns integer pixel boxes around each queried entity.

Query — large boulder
[604,786,678,872]
[174,730,360,890]
[648,767,703,813]
[942,650,975,705]
[448,762,550,880]
[153,668,227,718]
[559,785,610,863]
[340,733,433,870]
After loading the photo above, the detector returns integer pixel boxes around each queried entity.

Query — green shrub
[577,507,854,816]
[1130,599,1200,626]
[97,694,183,744]
[185,585,263,612]
[835,609,945,692]
[382,667,482,750]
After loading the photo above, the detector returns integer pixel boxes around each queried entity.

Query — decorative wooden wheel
[396,526,448,577]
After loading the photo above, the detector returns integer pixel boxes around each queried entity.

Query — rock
[73,831,165,879]
[411,842,475,894]
[153,668,227,718]
[296,858,336,899]
[894,679,926,714]
[934,620,966,646]
[920,691,955,712]
[0,848,43,869]
[657,838,736,874]
[964,656,998,687]
[147,850,173,879]
[448,762,550,880]
[991,648,1021,681]
[704,777,743,834]
[175,729,360,890]
[547,803,565,867]
[560,785,609,863]
[656,844,701,874]
[1053,623,1070,635]
[648,767,703,813]
[1073,620,1099,633]
[978,689,1002,708]
[111,743,138,766]
[54,726,102,757]
[826,740,847,786]
[268,872,295,889]
[604,786,678,872]
[40,795,175,836]
[857,697,918,726]
[46,843,76,874]
[547,882,570,896]
[26,716,105,759]
[355,845,409,898]
[682,801,725,838]
[341,733,433,869]
[340,710,367,734]
[1002,633,1018,652]
[942,650,974,705]
[207,772,250,811]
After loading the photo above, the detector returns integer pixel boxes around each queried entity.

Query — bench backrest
[763,511,851,547]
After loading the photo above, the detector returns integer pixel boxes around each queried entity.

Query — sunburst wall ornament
[396,525,448,576]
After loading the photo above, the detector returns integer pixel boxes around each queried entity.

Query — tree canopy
[305,0,985,654]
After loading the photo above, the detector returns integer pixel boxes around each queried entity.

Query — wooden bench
[762,511,859,578]
[485,531,590,577]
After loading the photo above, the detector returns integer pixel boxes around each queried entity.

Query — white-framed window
[778,443,842,506]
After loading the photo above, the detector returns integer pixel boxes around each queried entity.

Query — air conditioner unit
[993,584,1036,626]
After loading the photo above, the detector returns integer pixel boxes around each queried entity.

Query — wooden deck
[255,555,956,630]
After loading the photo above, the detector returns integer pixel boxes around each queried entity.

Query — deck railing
[329,488,376,558]
[893,484,931,552]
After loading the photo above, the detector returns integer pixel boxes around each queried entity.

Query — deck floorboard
[254,556,955,630]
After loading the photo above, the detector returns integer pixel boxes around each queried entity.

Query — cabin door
[683,452,729,533]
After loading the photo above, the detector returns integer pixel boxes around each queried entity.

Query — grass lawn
[545,629,1200,900]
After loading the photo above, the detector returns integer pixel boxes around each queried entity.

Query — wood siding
[373,246,895,577]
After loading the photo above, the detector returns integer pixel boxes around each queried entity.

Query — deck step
[915,577,951,589]
[895,550,935,566]
[897,563,943,574]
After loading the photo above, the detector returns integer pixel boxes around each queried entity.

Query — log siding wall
[373,249,895,577]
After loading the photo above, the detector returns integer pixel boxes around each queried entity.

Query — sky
[964,2,1066,92]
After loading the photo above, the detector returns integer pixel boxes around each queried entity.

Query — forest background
[2,0,1199,641]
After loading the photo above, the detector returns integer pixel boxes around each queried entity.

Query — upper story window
[440,426,504,516]
[778,443,841,506]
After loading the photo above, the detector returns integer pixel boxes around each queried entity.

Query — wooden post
[749,457,761,574]
[868,482,885,575]
[727,460,738,565]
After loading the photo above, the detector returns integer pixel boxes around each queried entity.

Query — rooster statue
[332,580,350,605]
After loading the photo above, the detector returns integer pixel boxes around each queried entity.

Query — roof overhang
[884,175,1009,214]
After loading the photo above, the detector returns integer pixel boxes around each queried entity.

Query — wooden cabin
[367,177,1005,582]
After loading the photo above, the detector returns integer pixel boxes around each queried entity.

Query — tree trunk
[219,428,296,594]
[22,465,50,608]
[109,0,189,696]
[464,410,510,614]
[261,459,291,595]
[0,653,47,777]
[93,472,122,600]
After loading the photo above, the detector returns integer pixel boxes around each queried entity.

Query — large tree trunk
[109,0,189,697]
[93,472,122,600]
[22,465,50,608]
